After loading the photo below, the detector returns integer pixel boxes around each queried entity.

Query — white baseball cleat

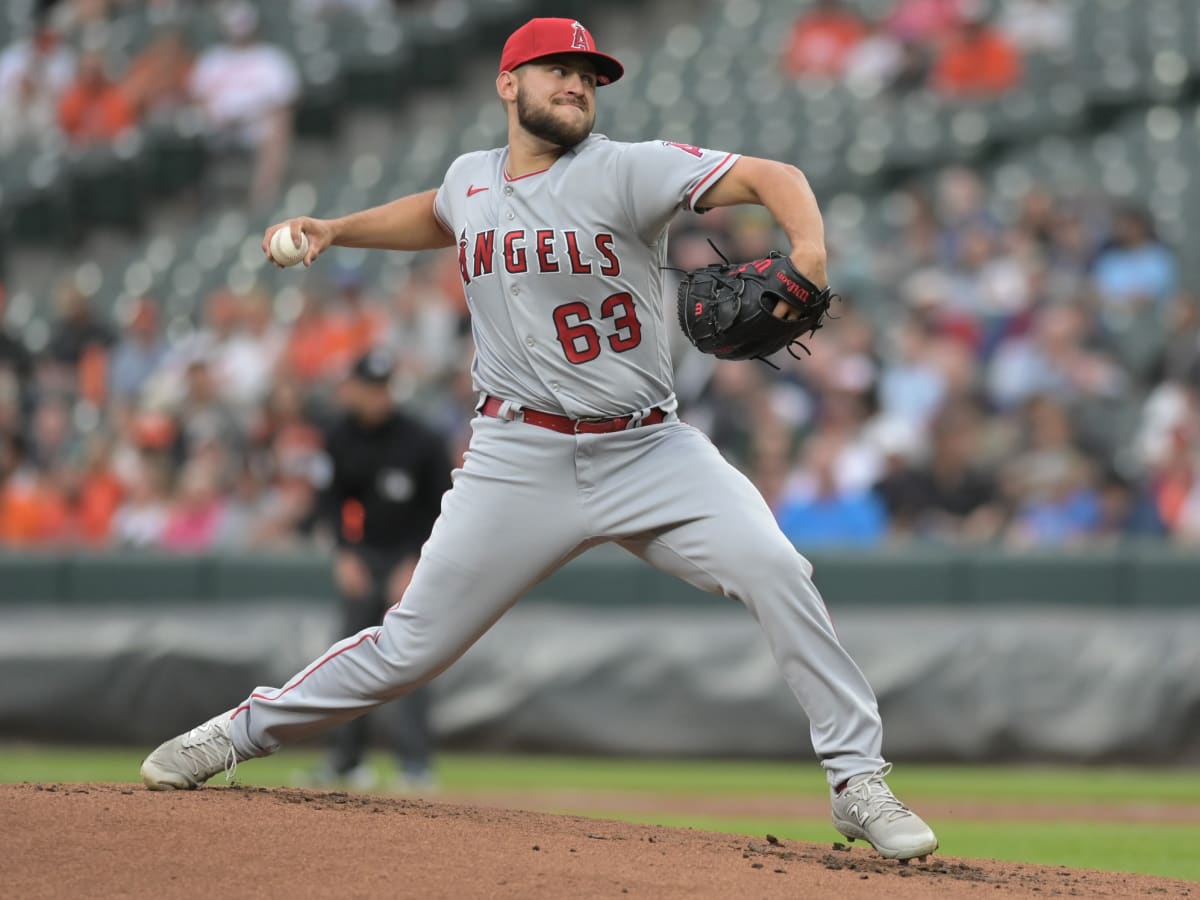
[140,709,238,790]
[830,763,938,860]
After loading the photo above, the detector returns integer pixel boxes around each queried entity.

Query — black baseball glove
[676,250,835,365]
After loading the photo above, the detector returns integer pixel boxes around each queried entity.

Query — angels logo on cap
[499,17,624,86]
[570,21,590,51]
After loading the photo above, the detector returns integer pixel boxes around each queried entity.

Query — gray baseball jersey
[433,134,738,418]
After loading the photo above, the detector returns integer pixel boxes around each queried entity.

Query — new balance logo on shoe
[830,763,938,861]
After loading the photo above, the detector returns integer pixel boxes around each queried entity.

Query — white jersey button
[506,211,515,220]
[511,286,520,295]
[504,185,514,196]
[525,337,534,346]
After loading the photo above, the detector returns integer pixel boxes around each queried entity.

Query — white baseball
[270,227,309,267]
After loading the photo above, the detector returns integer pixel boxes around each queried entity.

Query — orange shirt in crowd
[283,312,342,383]
[0,474,72,545]
[283,305,387,383]
[932,27,1022,95]
[782,9,868,78]
[77,469,124,545]
[58,82,136,143]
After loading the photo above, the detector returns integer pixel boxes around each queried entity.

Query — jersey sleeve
[618,141,740,241]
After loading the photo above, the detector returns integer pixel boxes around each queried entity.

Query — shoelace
[842,763,913,824]
[180,720,238,784]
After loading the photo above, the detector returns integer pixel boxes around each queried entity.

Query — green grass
[589,813,1200,883]
[3,746,1198,881]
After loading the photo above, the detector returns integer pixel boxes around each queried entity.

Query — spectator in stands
[999,394,1097,544]
[877,317,947,428]
[1134,380,1199,536]
[30,393,76,470]
[1090,205,1178,319]
[1094,467,1165,542]
[109,296,168,404]
[0,55,61,146]
[999,0,1072,55]
[249,378,323,463]
[931,9,1022,96]
[189,1,300,207]
[386,265,462,385]
[776,435,887,548]
[1005,452,1101,547]
[876,403,1003,543]
[45,280,114,370]
[121,28,193,120]
[947,225,1033,356]
[245,432,321,547]
[75,434,123,545]
[0,18,75,146]
[987,303,1126,412]
[159,459,227,553]
[111,459,171,548]
[934,166,998,266]
[174,355,243,461]
[885,0,964,45]
[781,0,868,80]
[57,47,136,145]
[219,289,285,410]
[0,430,72,546]
[843,18,922,97]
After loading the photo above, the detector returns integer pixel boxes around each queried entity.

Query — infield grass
[2,746,1197,881]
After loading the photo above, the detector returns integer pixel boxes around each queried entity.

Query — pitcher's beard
[516,89,593,148]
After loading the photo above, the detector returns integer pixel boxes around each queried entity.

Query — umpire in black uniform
[314,348,453,790]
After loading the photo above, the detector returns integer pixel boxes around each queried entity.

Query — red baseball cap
[499,18,624,86]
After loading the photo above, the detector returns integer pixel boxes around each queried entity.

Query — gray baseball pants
[229,413,885,786]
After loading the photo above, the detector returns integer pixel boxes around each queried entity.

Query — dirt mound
[3,783,1193,899]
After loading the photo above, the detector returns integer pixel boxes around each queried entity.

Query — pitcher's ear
[496,70,518,102]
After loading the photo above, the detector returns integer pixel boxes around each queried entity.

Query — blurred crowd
[672,165,1192,549]
[3,164,1197,552]
[0,0,303,206]
[0,252,470,551]
[0,0,424,207]
[782,0,1070,97]
[3,0,1199,553]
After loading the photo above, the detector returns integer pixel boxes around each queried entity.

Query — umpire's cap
[500,18,624,86]
[350,348,396,385]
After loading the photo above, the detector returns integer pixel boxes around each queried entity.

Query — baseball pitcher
[141,17,937,861]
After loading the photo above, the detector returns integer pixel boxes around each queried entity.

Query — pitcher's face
[514,56,597,149]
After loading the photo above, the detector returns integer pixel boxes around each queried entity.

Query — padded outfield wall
[1,546,1198,761]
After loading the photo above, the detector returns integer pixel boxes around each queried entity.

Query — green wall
[1,545,1197,607]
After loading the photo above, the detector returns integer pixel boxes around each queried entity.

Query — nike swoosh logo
[467,185,489,197]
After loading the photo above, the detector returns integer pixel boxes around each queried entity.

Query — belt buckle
[573,415,615,434]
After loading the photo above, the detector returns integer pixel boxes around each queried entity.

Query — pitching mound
[3,783,1193,899]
